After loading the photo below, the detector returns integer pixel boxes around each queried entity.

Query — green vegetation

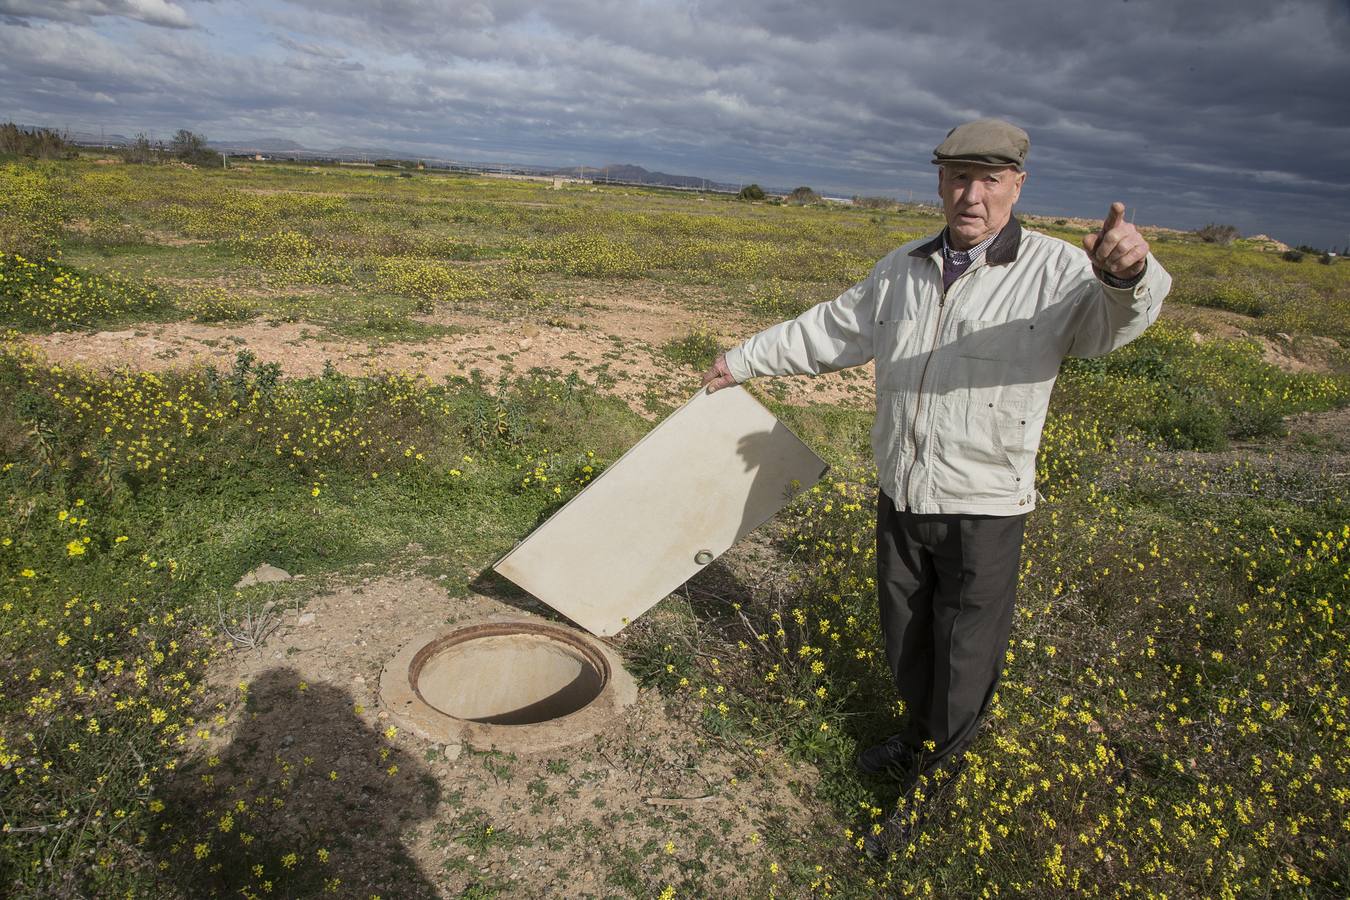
[0,156,1348,897]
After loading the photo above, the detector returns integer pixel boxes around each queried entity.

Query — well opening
[410,622,610,726]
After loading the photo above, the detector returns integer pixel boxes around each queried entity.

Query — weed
[661,324,722,371]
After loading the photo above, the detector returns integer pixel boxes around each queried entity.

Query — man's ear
[1011,169,1026,203]
[936,165,945,199]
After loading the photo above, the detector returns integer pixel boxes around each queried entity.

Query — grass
[1,157,1348,897]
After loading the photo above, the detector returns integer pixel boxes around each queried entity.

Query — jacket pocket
[947,317,1033,405]
[995,413,1033,484]
[930,402,1021,501]
[874,319,919,391]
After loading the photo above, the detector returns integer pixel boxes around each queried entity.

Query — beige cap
[931,118,1030,169]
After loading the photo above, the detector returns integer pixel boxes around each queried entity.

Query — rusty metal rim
[408,620,612,727]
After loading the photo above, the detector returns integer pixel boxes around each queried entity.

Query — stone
[235,563,293,589]
[297,612,316,627]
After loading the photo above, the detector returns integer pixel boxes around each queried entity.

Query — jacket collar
[910,217,1022,266]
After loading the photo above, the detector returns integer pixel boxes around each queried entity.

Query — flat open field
[2,158,1349,898]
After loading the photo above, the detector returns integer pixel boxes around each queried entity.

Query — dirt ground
[28,288,876,416]
[173,571,826,898]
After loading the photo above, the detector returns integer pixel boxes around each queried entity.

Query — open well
[379,618,637,752]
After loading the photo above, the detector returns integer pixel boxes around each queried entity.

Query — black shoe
[861,753,967,862]
[856,734,919,778]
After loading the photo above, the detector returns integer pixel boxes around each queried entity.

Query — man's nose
[964,180,985,204]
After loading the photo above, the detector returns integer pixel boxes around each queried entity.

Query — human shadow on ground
[147,667,440,898]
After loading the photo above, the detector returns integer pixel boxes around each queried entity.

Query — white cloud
[0,0,192,28]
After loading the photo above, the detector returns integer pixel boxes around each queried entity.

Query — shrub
[0,164,64,258]
[1144,397,1229,450]
[852,195,899,211]
[786,186,820,205]
[374,256,489,307]
[238,231,353,285]
[0,122,71,159]
[737,184,766,201]
[0,252,169,328]
[180,285,254,323]
[539,233,644,278]
[1195,223,1240,245]
[661,324,722,371]
[1282,249,1305,263]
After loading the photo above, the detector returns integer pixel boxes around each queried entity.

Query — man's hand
[1082,202,1149,281]
[701,353,737,394]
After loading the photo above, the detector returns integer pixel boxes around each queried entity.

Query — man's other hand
[702,353,737,394]
[1083,202,1149,281]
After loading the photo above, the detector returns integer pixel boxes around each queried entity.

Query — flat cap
[931,118,1030,169]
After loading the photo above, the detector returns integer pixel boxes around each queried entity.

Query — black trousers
[875,491,1027,777]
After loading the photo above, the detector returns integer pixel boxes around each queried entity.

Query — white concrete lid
[494,386,829,636]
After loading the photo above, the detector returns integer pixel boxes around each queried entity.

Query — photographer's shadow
[148,667,440,898]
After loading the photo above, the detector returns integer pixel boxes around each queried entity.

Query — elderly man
[702,118,1171,853]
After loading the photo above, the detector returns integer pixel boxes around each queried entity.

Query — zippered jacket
[723,219,1172,516]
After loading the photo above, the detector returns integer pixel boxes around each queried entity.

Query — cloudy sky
[2,0,1347,248]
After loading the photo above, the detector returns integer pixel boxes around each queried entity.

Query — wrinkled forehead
[940,162,1023,180]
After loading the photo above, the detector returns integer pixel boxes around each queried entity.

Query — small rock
[297,612,316,627]
[1275,332,1292,342]
[235,563,293,589]
[352,675,366,685]
[517,337,533,351]
[94,329,135,341]
[440,742,463,761]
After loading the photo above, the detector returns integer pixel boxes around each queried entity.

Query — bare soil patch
[1170,305,1343,374]
[25,287,877,416]
[181,573,829,897]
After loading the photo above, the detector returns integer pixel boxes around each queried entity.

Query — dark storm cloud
[1,0,1347,245]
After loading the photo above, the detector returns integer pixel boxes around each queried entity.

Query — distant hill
[51,124,742,193]
[548,163,737,192]
[213,138,307,153]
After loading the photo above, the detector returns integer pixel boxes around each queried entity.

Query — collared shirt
[941,229,999,263]
[940,229,998,291]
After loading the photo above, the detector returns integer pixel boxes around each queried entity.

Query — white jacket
[724,219,1171,516]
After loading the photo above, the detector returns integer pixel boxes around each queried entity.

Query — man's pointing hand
[1082,202,1149,281]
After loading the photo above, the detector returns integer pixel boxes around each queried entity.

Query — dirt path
[25,289,877,416]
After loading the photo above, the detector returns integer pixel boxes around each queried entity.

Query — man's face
[937,163,1026,249]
